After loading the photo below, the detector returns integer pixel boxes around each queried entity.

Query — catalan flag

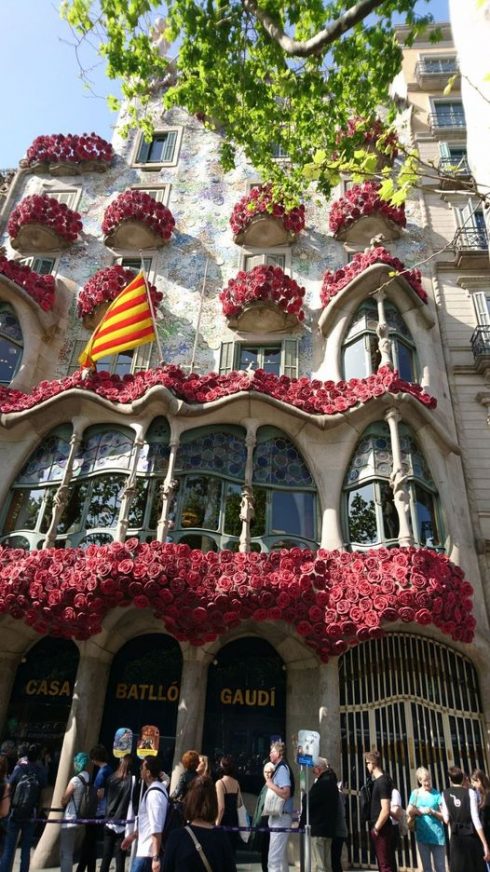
[79,272,156,369]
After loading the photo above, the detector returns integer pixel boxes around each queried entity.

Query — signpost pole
[304,764,311,872]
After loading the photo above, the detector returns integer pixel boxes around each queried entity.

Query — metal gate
[339,634,487,870]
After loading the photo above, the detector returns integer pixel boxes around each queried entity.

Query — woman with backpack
[60,752,91,872]
[99,755,134,872]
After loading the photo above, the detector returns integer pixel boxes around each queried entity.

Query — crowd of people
[1,738,490,871]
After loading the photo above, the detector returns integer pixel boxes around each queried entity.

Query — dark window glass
[271,491,315,539]
[395,340,415,382]
[414,485,439,547]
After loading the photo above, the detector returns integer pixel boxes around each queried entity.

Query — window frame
[133,128,183,168]
[67,340,156,376]
[240,246,291,274]
[131,184,171,207]
[419,54,458,75]
[18,256,57,276]
[0,302,23,386]
[41,186,81,211]
[219,339,299,379]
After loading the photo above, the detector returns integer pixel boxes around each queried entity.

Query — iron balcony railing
[438,155,471,175]
[429,111,466,130]
[416,59,459,77]
[454,228,488,251]
[471,325,490,361]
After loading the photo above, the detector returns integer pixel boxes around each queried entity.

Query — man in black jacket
[299,757,338,872]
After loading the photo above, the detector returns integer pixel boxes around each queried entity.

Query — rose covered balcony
[329,181,406,244]
[7,194,83,253]
[77,265,163,331]
[102,190,175,250]
[336,116,399,171]
[0,256,55,311]
[230,184,306,246]
[219,264,305,331]
[22,133,114,176]
[0,542,475,661]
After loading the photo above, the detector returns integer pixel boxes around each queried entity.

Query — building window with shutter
[219,340,299,378]
[131,185,170,206]
[472,291,490,326]
[242,248,291,274]
[45,189,80,209]
[67,340,156,375]
[19,256,56,275]
[134,130,182,167]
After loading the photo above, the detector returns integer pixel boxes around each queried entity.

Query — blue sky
[1,0,449,169]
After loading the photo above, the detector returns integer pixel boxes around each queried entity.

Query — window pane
[239,347,259,370]
[85,474,126,528]
[178,534,217,552]
[223,483,242,536]
[343,337,369,380]
[0,339,22,384]
[414,485,440,547]
[180,476,221,531]
[265,254,286,268]
[251,487,266,537]
[128,479,149,528]
[347,484,378,544]
[3,489,44,533]
[394,340,415,382]
[263,348,281,375]
[380,482,399,540]
[60,481,89,533]
[271,491,315,539]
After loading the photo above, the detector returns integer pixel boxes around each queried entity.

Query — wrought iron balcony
[438,156,471,175]
[416,58,458,83]
[471,325,490,374]
[453,228,489,268]
[429,111,466,133]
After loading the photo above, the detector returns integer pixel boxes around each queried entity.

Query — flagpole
[139,251,165,365]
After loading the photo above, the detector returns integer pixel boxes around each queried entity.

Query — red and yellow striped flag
[79,272,156,369]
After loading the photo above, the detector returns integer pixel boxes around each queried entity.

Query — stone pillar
[0,650,23,733]
[43,425,84,549]
[156,438,180,542]
[239,424,258,552]
[286,655,320,775]
[170,647,212,791]
[32,641,113,869]
[115,427,145,542]
[385,407,414,547]
[374,290,393,370]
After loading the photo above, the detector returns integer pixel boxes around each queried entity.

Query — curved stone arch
[0,276,51,392]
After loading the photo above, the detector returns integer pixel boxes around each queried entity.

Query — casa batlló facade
[0,21,489,871]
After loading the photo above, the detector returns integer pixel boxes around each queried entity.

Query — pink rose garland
[0,256,55,311]
[7,195,83,245]
[329,181,406,236]
[0,543,475,659]
[102,191,175,242]
[25,133,113,167]
[0,365,436,415]
[230,184,305,238]
[321,246,427,307]
[219,264,305,321]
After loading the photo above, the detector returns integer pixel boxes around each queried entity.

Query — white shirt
[63,770,90,829]
[136,782,168,857]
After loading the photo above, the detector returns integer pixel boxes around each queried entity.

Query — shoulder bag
[407,789,419,832]
[263,787,285,817]
[237,789,250,843]
[185,826,213,872]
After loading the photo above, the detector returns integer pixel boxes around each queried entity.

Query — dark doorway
[202,637,286,793]
[99,633,182,775]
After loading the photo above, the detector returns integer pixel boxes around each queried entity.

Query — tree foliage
[61,0,435,199]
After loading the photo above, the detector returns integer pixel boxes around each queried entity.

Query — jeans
[311,835,333,872]
[0,817,36,872]
[268,812,292,872]
[76,821,99,872]
[370,821,396,872]
[99,827,127,872]
[130,857,152,872]
[60,826,81,872]
[417,841,446,872]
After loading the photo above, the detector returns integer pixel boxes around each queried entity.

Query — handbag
[237,791,250,843]
[407,789,419,832]
[185,826,213,872]
[263,787,285,817]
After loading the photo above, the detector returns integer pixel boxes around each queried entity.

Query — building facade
[0,21,489,871]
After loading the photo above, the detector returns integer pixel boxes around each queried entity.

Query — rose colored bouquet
[321,245,427,307]
[25,133,113,167]
[219,264,305,320]
[77,264,162,319]
[230,184,305,238]
[0,256,55,311]
[7,194,83,245]
[102,190,175,242]
[329,181,406,235]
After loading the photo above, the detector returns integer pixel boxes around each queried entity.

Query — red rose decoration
[0,256,55,311]
[230,184,305,240]
[8,194,83,245]
[25,133,113,169]
[102,190,175,243]
[328,182,406,236]
[77,264,162,319]
[321,245,427,308]
[219,265,305,322]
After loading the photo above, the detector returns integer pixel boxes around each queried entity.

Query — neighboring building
[0,21,489,872]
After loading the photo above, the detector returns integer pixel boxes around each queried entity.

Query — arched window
[61,426,134,547]
[173,427,247,551]
[251,427,317,550]
[343,422,442,549]
[0,426,72,550]
[128,417,170,540]
[342,299,417,382]
[0,303,23,385]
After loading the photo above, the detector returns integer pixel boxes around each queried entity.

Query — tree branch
[242,0,386,57]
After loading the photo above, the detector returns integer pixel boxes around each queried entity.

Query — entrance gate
[339,634,487,870]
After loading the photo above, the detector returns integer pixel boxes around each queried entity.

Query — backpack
[76,775,98,820]
[144,784,184,850]
[359,778,373,826]
[10,767,41,822]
